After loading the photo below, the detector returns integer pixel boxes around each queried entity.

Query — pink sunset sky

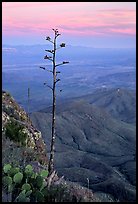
[2,2,136,48]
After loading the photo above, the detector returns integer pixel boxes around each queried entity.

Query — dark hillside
[31,90,136,201]
[50,88,136,124]
[78,88,136,124]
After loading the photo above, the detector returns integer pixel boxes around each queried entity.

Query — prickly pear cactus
[9,167,20,177]
[35,190,44,202]
[25,164,33,176]
[35,175,44,189]
[13,172,23,184]
[3,176,12,187]
[40,169,48,178]
[2,163,51,202]
[16,190,30,202]
[25,189,32,197]
[21,183,31,191]
[3,164,12,174]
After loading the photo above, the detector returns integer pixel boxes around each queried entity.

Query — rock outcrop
[2,90,48,165]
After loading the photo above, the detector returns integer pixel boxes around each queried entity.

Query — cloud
[2,3,136,38]
[2,2,55,8]
[2,47,17,52]
[55,8,136,37]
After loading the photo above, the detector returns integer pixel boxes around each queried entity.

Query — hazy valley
[2,44,136,201]
[2,45,136,112]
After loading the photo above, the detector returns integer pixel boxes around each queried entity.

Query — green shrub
[5,119,28,146]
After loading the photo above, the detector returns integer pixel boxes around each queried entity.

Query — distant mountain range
[31,88,136,201]
[2,44,136,66]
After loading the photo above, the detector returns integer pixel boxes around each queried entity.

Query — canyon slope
[31,88,136,202]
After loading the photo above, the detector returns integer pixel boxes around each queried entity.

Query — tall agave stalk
[40,29,69,175]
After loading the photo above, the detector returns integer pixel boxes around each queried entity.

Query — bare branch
[44,82,53,90]
[55,47,61,50]
[52,28,58,32]
[40,66,53,73]
[56,71,61,74]
[44,55,52,59]
[63,61,69,64]
[44,55,53,62]
[47,170,56,189]
[40,66,46,70]
[55,61,69,67]
[45,49,54,54]
[55,63,63,67]
[57,33,61,37]
[46,69,53,73]
[55,78,60,83]
[60,43,65,47]
[56,43,66,50]
[55,33,61,38]
[46,36,51,41]
[52,29,61,38]
[47,85,53,90]
[46,36,54,44]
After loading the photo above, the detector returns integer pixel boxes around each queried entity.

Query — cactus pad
[3,164,12,174]
[13,172,23,184]
[40,169,48,178]
[21,183,31,191]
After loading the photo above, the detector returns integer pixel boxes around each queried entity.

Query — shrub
[5,119,28,146]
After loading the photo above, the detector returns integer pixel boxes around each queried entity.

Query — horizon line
[2,43,136,49]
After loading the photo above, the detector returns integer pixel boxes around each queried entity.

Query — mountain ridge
[39,88,136,124]
[31,88,136,201]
